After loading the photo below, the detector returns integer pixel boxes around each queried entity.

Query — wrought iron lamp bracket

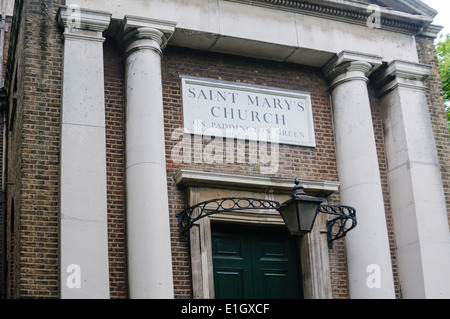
[176,196,357,248]
[319,205,357,249]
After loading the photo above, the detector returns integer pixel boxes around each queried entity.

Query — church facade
[0,0,449,299]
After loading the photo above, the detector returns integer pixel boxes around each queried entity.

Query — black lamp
[278,179,324,236]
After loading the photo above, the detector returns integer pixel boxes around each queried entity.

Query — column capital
[119,16,177,57]
[323,51,383,91]
[371,60,431,97]
[57,6,111,41]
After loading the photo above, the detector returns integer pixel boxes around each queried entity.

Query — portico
[53,0,450,299]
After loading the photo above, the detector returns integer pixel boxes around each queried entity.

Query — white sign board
[181,76,316,147]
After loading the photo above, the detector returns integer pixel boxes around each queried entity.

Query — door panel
[260,270,290,299]
[212,223,303,299]
[212,228,253,298]
[214,269,245,299]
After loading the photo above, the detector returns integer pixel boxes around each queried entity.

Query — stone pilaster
[373,60,450,299]
[57,6,111,299]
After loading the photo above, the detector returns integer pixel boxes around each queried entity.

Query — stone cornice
[323,51,383,90]
[371,60,431,97]
[57,6,111,33]
[225,0,433,34]
[377,0,437,18]
[419,24,444,38]
[383,60,431,80]
[121,15,177,45]
[323,51,383,76]
[174,169,340,197]
[118,15,177,57]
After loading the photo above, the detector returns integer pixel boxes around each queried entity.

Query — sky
[422,0,450,36]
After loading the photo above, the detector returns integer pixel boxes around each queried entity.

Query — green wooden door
[212,223,303,299]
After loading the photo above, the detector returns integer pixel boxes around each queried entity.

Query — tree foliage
[436,33,450,131]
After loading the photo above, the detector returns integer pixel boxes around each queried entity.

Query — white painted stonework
[374,61,450,298]
[324,51,396,299]
[57,7,112,299]
[66,0,422,66]
[121,16,177,299]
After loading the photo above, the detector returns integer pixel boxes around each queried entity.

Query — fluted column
[373,60,450,298]
[57,6,111,299]
[323,51,396,298]
[120,16,176,299]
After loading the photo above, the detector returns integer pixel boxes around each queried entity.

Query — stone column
[373,60,450,298]
[57,7,111,299]
[323,51,396,298]
[120,16,177,299]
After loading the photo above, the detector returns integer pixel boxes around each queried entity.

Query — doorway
[211,223,303,299]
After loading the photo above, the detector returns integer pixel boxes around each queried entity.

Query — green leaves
[447,104,450,131]
[436,33,450,131]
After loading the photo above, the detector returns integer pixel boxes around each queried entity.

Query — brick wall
[103,38,127,299]
[6,0,26,298]
[415,35,450,230]
[6,0,64,298]
[0,16,12,299]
